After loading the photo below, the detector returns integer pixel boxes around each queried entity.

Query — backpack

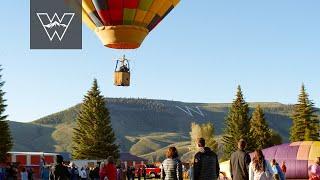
[73,168,79,175]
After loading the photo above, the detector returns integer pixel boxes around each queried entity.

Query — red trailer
[4,152,59,179]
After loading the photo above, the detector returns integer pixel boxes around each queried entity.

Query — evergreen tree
[72,79,119,160]
[0,66,13,163]
[270,130,282,146]
[250,105,272,149]
[290,84,319,142]
[222,86,252,160]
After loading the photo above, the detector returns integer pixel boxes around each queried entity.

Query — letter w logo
[176,106,205,117]
[37,13,74,41]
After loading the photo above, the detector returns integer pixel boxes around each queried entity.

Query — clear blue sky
[1,1,320,122]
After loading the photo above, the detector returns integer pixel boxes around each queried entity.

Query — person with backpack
[50,155,70,180]
[161,146,183,180]
[249,150,273,180]
[230,139,251,180]
[193,138,220,180]
[70,163,80,180]
[309,157,320,180]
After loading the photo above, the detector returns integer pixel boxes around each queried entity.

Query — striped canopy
[219,141,320,180]
[81,0,180,49]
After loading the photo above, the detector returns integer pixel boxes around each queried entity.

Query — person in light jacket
[249,150,273,180]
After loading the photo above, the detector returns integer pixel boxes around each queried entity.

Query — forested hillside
[9,98,316,161]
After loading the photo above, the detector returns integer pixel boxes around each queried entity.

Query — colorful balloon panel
[309,141,320,160]
[261,141,320,179]
[81,0,180,49]
[219,141,320,180]
[82,0,180,31]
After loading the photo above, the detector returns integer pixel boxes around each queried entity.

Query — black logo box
[30,0,82,49]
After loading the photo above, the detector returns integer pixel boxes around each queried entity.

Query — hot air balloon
[82,0,180,49]
[219,141,320,180]
[80,0,180,86]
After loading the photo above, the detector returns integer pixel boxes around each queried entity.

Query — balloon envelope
[81,0,180,49]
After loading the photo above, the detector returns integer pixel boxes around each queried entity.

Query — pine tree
[290,84,319,142]
[72,79,119,160]
[222,85,252,160]
[250,105,272,149]
[0,66,13,163]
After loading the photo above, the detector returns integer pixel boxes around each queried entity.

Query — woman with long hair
[249,150,273,180]
[161,147,183,180]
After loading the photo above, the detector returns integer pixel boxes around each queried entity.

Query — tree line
[190,85,320,161]
[0,66,319,162]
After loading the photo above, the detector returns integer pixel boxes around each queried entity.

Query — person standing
[193,138,220,180]
[280,161,286,175]
[99,162,106,180]
[6,165,15,180]
[188,164,194,180]
[104,156,117,180]
[126,166,131,180]
[161,147,183,180]
[50,155,70,180]
[249,150,273,180]
[141,166,146,180]
[20,168,28,180]
[230,139,251,180]
[41,166,50,180]
[27,168,33,180]
[79,167,87,180]
[70,163,80,180]
[92,165,100,180]
[309,157,320,180]
[137,168,141,180]
[130,167,135,180]
[270,159,285,180]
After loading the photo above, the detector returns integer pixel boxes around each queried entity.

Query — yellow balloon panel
[309,141,320,161]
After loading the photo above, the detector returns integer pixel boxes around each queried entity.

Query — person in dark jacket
[70,163,80,180]
[50,155,70,180]
[230,139,251,180]
[193,138,220,180]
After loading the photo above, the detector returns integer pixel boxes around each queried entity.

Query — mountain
[44,21,67,28]
[9,98,317,161]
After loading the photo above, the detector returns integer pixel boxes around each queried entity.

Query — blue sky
[1,1,320,122]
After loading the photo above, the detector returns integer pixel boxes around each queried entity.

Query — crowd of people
[49,155,119,180]
[160,138,320,180]
[1,139,320,180]
[48,155,148,180]
[0,165,34,180]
